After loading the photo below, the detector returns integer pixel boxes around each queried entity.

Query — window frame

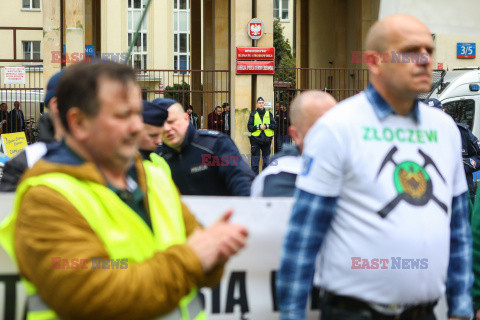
[173,0,190,74]
[22,0,41,11]
[443,99,475,129]
[127,0,148,71]
[22,41,41,61]
[274,0,289,22]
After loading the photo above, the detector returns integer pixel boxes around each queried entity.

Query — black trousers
[320,294,436,320]
[250,138,271,175]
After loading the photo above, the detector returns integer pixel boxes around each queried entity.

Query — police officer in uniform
[426,98,480,204]
[157,99,254,196]
[248,97,277,175]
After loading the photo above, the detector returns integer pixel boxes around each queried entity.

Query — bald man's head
[289,91,336,151]
[366,15,430,53]
[365,15,433,106]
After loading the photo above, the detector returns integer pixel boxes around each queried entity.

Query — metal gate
[137,69,230,129]
[274,67,369,107]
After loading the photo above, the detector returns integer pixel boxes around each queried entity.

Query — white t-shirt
[251,155,301,197]
[296,92,466,305]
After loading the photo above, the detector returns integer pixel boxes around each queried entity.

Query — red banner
[236,47,275,61]
[236,61,275,75]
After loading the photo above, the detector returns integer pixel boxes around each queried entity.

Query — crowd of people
[0,101,26,134]
[2,13,480,320]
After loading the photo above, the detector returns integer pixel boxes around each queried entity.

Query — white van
[423,67,480,137]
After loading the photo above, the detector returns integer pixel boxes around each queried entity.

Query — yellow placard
[1,132,28,158]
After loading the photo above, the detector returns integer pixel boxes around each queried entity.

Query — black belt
[321,291,437,320]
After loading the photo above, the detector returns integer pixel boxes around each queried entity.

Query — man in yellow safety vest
[247,97,277,175]
[0,61,248,320]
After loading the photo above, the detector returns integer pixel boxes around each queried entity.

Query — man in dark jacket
[157,100,254,196]
[222,102,231,136]
[207,106,224,132]
[247,96,277,175]
[139,100,168,160]
[186,105,200,129]
[457,122,480,204]
[426,98,480,204]
[0,103,8,134]
[275,102,290,151]
[9,101,25,133]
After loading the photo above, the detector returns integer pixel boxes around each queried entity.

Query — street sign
[247,18,264,40]
[236,61,274,75]
[457,43,476,59]
[236,47,275,60]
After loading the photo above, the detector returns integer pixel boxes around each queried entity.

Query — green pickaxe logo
[376,146,447,218]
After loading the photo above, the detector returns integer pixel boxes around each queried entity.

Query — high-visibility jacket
[0,162,206,320]
[251,111,274,137]
[149,152,172,177]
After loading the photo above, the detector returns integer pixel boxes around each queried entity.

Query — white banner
[3,67,26,85]
[0,193,448,320]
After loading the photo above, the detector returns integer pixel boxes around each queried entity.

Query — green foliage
[274,19,296,104]
[273,19,294,67]
[164,82,190,106]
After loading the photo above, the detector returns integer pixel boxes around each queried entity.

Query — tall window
[274,0,289,20]
[23,41,41,60]
[173,0,190,73]
[22,0,40,10]
[127,0,148,70]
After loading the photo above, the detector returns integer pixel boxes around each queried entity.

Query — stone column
[230,0,253,155]
[65,0,85,67]
[42,0,62,92]
[191,0,202,117]
[203,0,215,126]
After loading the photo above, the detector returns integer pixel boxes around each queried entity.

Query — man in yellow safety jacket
[0,61,248,320]
[247,97,277,175]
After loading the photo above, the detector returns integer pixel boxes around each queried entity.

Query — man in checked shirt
[277,14,473,320]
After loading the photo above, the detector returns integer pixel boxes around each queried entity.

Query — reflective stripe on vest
[0,161,206,320]
[251,110,273,137]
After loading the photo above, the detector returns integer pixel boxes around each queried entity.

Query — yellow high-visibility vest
[0,162,206,320]
[251,110,274,137]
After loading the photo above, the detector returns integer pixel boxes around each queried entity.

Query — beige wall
[277,0,294,52]
[0,0,43,67]
[379,0,480,70]
[434,34,480,70]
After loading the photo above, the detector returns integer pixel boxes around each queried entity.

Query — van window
[443,99,475,129]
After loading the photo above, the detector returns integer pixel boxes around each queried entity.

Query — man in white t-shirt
[277,15,473,320]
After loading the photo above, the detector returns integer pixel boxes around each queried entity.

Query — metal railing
[0,66,43,143]
[274,67,369,105]
[136,69,230,129]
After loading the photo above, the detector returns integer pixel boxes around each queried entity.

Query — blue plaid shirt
[277,190,472,319]
[276,85,473,320]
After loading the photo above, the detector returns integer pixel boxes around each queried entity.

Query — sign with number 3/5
[457,43,476,59]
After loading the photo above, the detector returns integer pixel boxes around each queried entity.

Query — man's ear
[365,50,382,76]
[66,107,91,141]
[289,125,300,145]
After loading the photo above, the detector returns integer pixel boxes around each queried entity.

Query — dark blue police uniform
[156,124,254,196]
[457,123,480,203]
[247,109,277,175]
